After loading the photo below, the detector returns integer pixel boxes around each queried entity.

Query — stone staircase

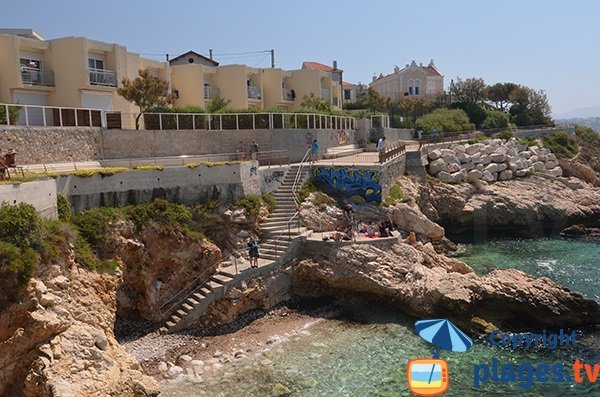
[159,164,310,334]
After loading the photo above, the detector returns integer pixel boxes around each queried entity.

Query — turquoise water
[162,238,600,397]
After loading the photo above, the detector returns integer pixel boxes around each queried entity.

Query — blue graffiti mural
[314,167,382,203]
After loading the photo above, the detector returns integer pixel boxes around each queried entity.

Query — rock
[272,383,292,396]
[481,171,496,182]
[428,158,448,175]
[292,244,600,334]
[167,366,184,378]
[544,167,563,177]
[179,355,193,365]
[515,168,531,177]
[213,351,223,358]
[480,155,492,165]
[484,163,499,174]
[450,170,467,183]
[442,153,460,165]
[463,162,475,171]
[158,361,168,372]
[465,143,485,155]
[267,336,281,345]
[490,153,506,163]
[496,163,508,172]
[385,203,445,240]
[516,143,528,152]
[299,193,346,232]
[532,161,545,172]
[39,293,59,307]
[498,170,513,180]
[447,163,462,173]
[428,150,442,160]
[520,151,532,159]
[475,164,484,172]
[545,160,560,170]
[467,170,483,179]
[436,171,453,183]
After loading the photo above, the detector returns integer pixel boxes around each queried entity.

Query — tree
[450,77,487,106]
[481,110,510,130]
[117,69,176,130]
[509,86,553,126]
[415,108,474,134]
[206,97,231,113]
[486,82,519,112]
[299,92,333,113]
[365,88,390,113]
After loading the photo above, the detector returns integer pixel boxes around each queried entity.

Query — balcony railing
[283,88,294,101]
[204,86,219,99]
[89,68,117,87]
[20,67,55,87]
[247,86,261,99]
[321,88,331,99]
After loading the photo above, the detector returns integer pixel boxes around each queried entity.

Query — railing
[99,149,289,168]
[379,141,406,164]
[158,247,247,319]
[321,89,330,99]
[0,103,104,127]
[292,148,311,209]
[89,68,117,87]
[370,115,390,128]
[282,88,294,101]
[20,67,55,87]
[204,86,219,99]
[247,86,261,99]
[320,141,407,166]
[417,130,483,149]
[128,111,356,131]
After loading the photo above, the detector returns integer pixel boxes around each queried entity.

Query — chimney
[394,65,400,73]
[372,74,377,82]
[333,60,338,70]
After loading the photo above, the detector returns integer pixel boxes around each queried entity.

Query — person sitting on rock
[342,226,353,241]
[378,222,389,238]
[330,228,343,241]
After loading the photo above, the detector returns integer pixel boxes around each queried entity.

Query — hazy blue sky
[3,0,599,117]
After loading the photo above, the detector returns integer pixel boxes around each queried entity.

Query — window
[20,58,41,70]
[344,89,352,100]
[408,79,420,96]
[88,58,104,70]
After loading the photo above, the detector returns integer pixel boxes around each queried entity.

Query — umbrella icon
[414,319,473,386]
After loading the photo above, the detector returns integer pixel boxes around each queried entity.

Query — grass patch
[518,137,537,148]
[382,183,404,207]
[187,161,241,169]
[541,131,578,159]
[298,179,317,203]
[467,135,490,144]
[495,130,515,140]
[261,192,276,213]
[0,173,48,185]
[132,165,164,171]
[235,195,264,217]
[311,191,335,209]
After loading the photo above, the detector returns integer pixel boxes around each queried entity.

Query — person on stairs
[247,238,260,268]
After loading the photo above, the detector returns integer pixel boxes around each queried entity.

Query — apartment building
[0,29,343,116]
[369,59,444,100]
[0,29,169,114]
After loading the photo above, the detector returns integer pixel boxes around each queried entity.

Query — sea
[162,237,600,396]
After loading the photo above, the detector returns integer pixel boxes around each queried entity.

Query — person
[250,139,259,160]
[343,203,354,221]
[311,139,319,162]
[378,222,389,238]
[376,136,386,155]
[247,238,260,268]
[236,141,245,161]
[330,228,343,241]
[406,230,417,245]
[366,223,375,238]
[343,226,353,241]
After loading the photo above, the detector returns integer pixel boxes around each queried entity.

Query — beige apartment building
[0,29,169,114]
[0,29,343,117]
[369,59,444,100]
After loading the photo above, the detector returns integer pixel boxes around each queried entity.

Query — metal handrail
[20,67,55,87]
[292,148,311,209]
[0,103,104,127]
[158,247,247,319]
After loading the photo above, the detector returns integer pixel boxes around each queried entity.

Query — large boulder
[465,143,485,155]
[292,244,600,333]
[428,158,448,175]
[491,152,506,163]
[498,169,514,180]
[385,203,445,240]
[428,149,442,161]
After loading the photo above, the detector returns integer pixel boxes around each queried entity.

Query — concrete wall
[102,128,356,163]
[370,127,413,143]
[0,126,102,164]
[56,162,260,212]
[514,127,575,138]
[260,165,288,193]
[0,179,58,219]
[380,155,406,197]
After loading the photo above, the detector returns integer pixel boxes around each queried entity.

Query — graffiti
[250,166,258,177]
[263,170,285,184]
[314,167,382,203]
[305,132,314,146]
[337,130,350,145]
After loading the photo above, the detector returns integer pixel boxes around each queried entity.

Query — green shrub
[298,179,317,203]
[235,195,264,217]
[0,103,21,125]
[123,199,191,230]
[132,165,164,171]
[73,207,123,247]
[382,183,404,207]
[416,108,474,134]
[0,241,38,286]
[467,135,490,144]
[57,195,73,222]
[0,202,44,250]
[73,234,99,270]
[541,131,578,159]
[350,195,366,205]
[311,191,334,208]
[481,110,509,130]
[518,137,537,148]
[496,130,515,140]
[261,192,276,213]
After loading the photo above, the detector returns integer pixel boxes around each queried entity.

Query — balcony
[20,67,55,87]
[282,88,294,101]
[247,86,261,99]
[204,86,219,100]
[89,68,117,87]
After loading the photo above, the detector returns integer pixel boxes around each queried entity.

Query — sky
[3,0,599,118]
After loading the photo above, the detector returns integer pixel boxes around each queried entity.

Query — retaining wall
[0,126,102,164]
[56,162,260,212]
[0,179,58,219]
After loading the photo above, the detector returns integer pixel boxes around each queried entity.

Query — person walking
[236,140,245,160]
[377,136,386,163]
[250,139,259,160]
[247,238,260,268]
[311,139,319,162]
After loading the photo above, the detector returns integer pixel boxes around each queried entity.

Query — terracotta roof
[342,81,355,87]
[169,51,219,66]
[302,61,333,72]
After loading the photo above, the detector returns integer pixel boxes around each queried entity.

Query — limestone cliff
[0,242,159,396]
[292,243,600,334]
